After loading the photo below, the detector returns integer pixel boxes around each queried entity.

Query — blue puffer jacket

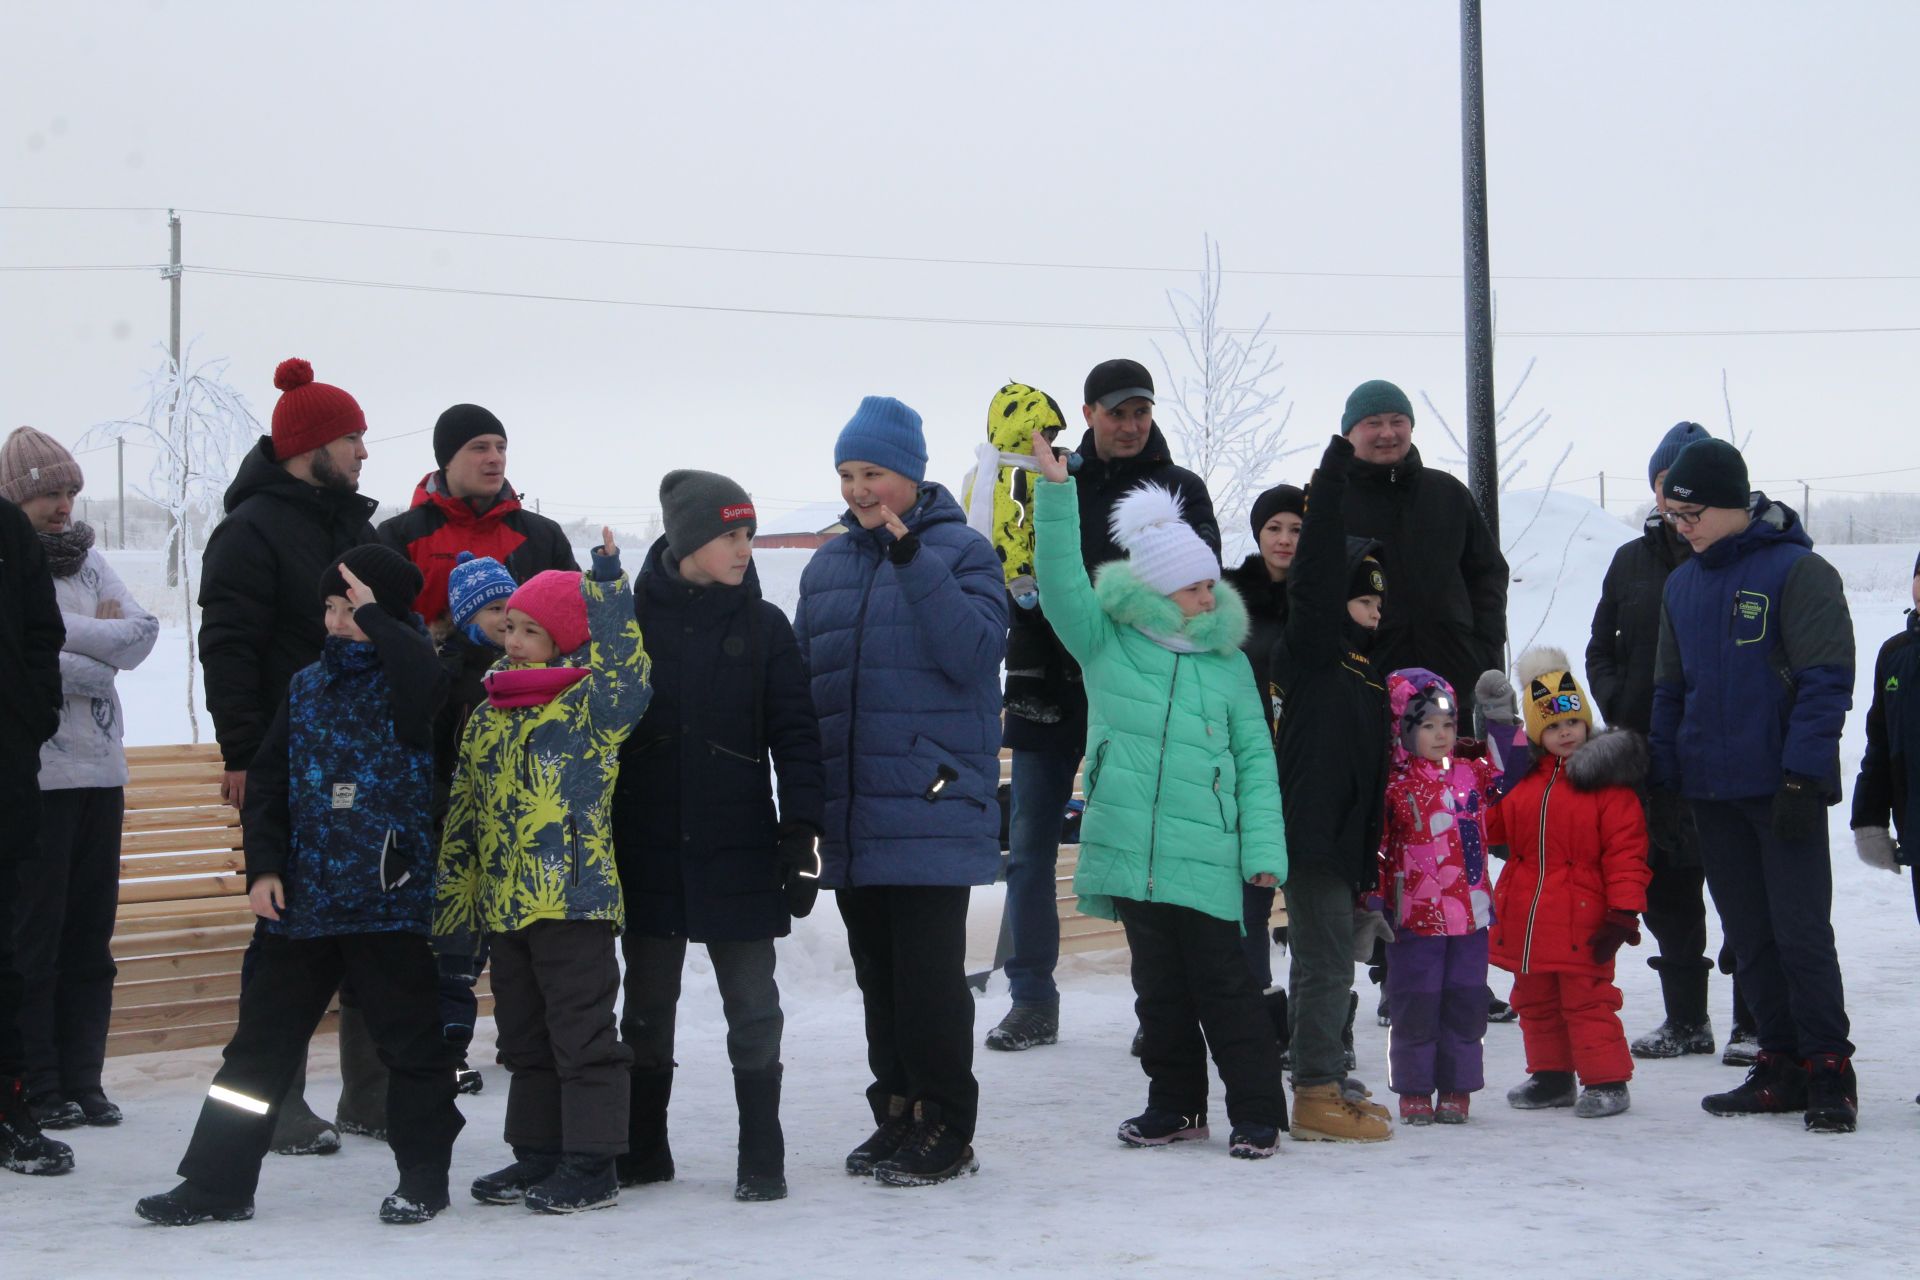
[793,482,1009,888]
[1650,496,1854,803]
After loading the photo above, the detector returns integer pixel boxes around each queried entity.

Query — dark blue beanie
[1647,421,1710,489]
[834,396,927,483]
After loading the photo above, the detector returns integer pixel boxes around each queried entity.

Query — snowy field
[17,496,1920,1279]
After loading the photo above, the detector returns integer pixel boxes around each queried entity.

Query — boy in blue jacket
[1649,438,1857,1133]
[136,546,464,1226]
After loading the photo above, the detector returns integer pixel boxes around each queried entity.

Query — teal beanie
[1341,380,1416,434]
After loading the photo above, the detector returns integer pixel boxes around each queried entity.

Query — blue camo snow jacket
[1650,495,1854,803]
[792,482,1009,889]
[243,607,448,939]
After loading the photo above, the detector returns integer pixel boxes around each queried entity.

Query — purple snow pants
[1385,930,1490,1095]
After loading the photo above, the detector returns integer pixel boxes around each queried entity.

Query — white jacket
[42,548,159,790]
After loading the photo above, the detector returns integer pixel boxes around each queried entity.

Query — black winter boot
[616,1067,675,1187]
[71,1088,124,1126]
[985,1002,1059,1052]
[268,1054,340,1156]
[1703,1051,1810,1117]
[134,1181,254,1226]
[28,1094,84,1130]
[470,1147,561,1205]
[1632,959,1716,1059]
[873,1102,978,1187]
[734,1066,787,1201]
[1804,1054,1859,1134]
[333,1003,390,1140]
[1506,1071,1577,1110]
[846,1093,913,1176]
[1,1077,74,1176]
[524,1153,619,1214]
[380,1165,451,1224]
[1117,1108,1209,1147]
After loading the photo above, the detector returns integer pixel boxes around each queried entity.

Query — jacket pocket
[378,829,415,894]
[906,735,987,809]
[708,739,763,766]
[1212,767,1234,832]
[565,813,582,887]
[1085,739,1112,801]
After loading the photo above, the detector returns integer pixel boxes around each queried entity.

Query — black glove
[887,533,921,566]
[778,825,822,919]
[1586,909,1642,964]
[1646,787,1686,854]
[1318,432,1355,476]
[1770,773,1826,844]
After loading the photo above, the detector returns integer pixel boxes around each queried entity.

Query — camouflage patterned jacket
[434,554,650,952]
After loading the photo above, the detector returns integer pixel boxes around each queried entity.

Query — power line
[0,264,165,272]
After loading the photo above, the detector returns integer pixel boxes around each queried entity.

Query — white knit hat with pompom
[1109,482,1220,595]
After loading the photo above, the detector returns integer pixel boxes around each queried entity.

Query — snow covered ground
[19,501,1919,1279]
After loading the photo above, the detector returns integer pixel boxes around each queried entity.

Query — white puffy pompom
[1107,482,1187,551]
[1514,645,1574,688]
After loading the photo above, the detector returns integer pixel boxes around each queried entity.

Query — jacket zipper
[1086,740,1111,798]
[1520,760,1560,973]
[1145,655,1182,896]
[709,740,761,766]
[566,814,581,887]
[840,561,883,885]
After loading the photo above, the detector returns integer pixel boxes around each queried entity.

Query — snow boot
[1804,1054,1858,1134]
[524,1153,619,1214]
[470,1147,561,1205]
[134,1181,254,1226]
[379,1166,451,1224]
[1633,958,1715,1059]
[1340,1077,1391,1121]
[1702,1051,1810,1117]
[984,1002,1059,1052]
[1,1077,74,1175]
[1290,1083,1392,1142]
[333,1002,389,1140]
[1436,1091,1471,1124]
[846,1093,913,1176]
[1398,1094,1435,1126]
[71,1088,123,1126]
[1487,995,1518,1024]
[268,1055,340,1156]
[1575,1082,1631,1118]
[28,1094,84,1130]
[455,1066,484,1095]
[1506,1071,1577,1109]
[1227,1123,1280,1159]
[872,1102,979,1187]
[1721,1026,1759,1067]
[1340,991,1359,1072]
[1129,1026,1145,1058]
[1117,1108,1210,1147]
[734,1065,787,1202]
[616,1066,675,1187]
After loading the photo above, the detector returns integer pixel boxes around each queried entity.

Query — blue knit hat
[834,396,927,483]
[1647,421,1710,489]
[446,551,517,628]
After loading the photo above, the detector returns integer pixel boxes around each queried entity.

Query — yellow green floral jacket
[435,562,650,952]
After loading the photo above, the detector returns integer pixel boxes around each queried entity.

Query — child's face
[681,527,754,587]
[1170,579,1216,619]
[1347,593,1382,631]
[324,595,369,643]
[1541,717,1591,758]
[470,600,509,647]
[838,461,920,531]
[503,608,559,663]
[1413,714,1457,762]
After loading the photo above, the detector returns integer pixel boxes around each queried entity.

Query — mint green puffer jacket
[1033,478,1286,925]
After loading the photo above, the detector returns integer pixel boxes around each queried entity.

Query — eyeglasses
[1661,507,1707,528]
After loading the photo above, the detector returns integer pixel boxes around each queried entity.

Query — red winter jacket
[378,473,579,621]
[1488,728,1651,977]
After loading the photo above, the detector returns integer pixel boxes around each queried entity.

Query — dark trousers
[620,934,782,1074]
[489,919,631,1157]
[1003,748,1081,1006]
[1385,931,1490,1095]
[0,779,39,1080]
[1692,797,1853,1058]
[176,931,463,1200]
[1240,883,1276,990]
[12,787,122,1099]
[837,884,978,1139]
[435,937,490,1043]
[1283,864,1356,1087]
[1117,898,1283,1128]
[1643,860,1709,971]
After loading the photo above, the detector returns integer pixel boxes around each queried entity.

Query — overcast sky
[4,0,1916,535]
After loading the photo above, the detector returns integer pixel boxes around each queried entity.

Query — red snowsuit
[1488,730,1652,1085]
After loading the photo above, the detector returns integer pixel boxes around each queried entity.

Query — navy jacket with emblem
[243,605,448,939]
[1650,495,1854,803]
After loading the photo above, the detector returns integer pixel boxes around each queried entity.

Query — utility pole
[1460,0,1499,543]
[163,210,183,584]
[1598,471,1606,511]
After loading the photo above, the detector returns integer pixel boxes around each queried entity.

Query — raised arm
[1282,435,1360,670]
[356,604,448,751]
[888,520,1009,686]
[1031,476,1110,665]
[584,537,652,738]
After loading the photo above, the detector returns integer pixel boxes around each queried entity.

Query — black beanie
[1662,438,1750,510]
[1346,538,1387,601]
[660,469,757,562]
[433,403,507,470]
[319,544,424,621]
[1248,484,1307,541]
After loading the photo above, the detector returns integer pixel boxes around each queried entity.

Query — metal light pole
[163,210,183,583]
[1460,0,1499,542]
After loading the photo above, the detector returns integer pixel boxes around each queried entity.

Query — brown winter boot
[1290,1083,1393,1143]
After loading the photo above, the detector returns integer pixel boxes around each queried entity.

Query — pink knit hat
[506,570,590,655]
[0,426,84,504]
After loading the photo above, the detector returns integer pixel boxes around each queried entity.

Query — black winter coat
[1004,423,1220,753]
[612,538,825,942]
[1269,439,1391,891]
[1853,610,1920,847]
[1342,444,1507,719]
[430,629,501,825]
[198,438,378,771]
[1586,512,1692,735]
[1221,554,1288,731]
[0,498,64,849]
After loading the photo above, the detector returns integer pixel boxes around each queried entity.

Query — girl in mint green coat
[1030,435,1287,1158]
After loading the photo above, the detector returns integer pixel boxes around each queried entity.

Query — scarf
[38,522,95,579]
[484,665,588,708]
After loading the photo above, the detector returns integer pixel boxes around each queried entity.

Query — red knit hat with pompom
[270,358,367,461]
[506,570,591,655]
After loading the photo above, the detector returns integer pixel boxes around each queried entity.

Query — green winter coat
[1033,479,1286,925]
[434,564,651,952]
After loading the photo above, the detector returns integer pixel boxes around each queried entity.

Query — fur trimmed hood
[1092,559,1249,655]
[1563,726,1648,791]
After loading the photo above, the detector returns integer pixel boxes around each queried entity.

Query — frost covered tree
[1151,236,1302,561]
[82,343,260,739]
